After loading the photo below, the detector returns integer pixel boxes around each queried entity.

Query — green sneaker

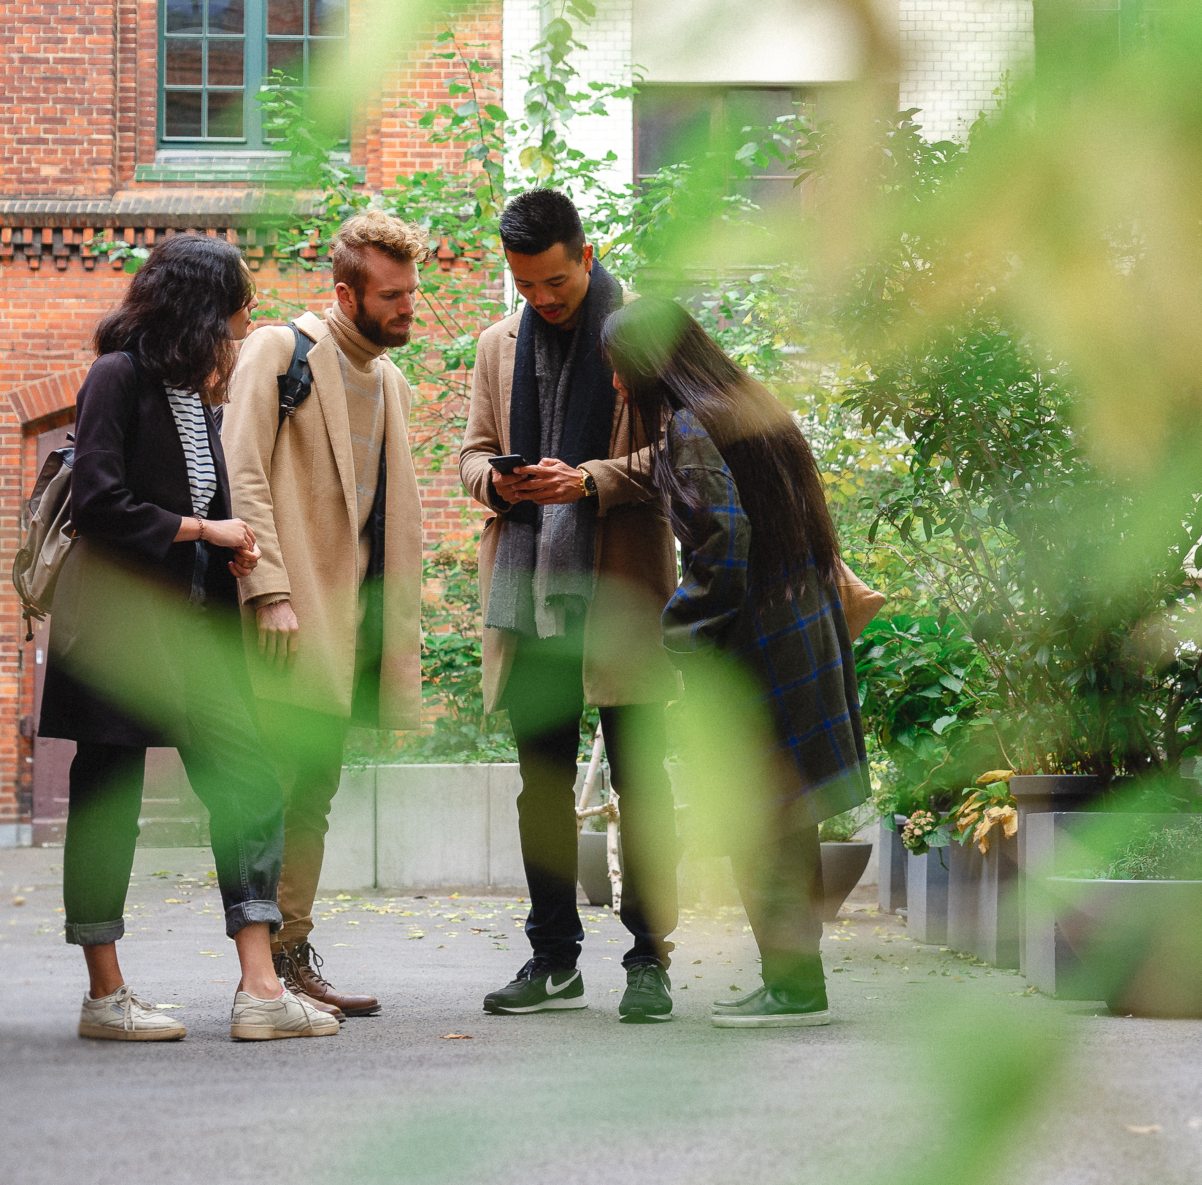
[619,962,673,1024]
[711,984,830,1028]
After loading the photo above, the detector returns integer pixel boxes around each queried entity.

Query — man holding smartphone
[459,189,680,1023]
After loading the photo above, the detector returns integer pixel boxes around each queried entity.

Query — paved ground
[2,845,1201,1185]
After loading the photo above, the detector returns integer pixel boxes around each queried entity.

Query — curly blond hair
[330,210,429,297]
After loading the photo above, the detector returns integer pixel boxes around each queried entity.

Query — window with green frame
[159,0,348,148]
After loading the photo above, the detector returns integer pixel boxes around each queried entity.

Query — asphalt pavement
[2,845,1200,1185]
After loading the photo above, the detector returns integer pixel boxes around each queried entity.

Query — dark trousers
[729,816,825,992]
[504,628,678,969]
[63,650,285,945]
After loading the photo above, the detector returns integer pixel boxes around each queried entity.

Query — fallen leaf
[11,897,25,907]
[1125,1125,1162,1136]
[441,1033,473,1040]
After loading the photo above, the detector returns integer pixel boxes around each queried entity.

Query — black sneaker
[482,959,587,1014]
[710,983,830,1028]
[619,962,672,1024]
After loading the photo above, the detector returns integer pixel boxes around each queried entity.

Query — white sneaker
[230,984,341,1041]
[78,985,187,1042]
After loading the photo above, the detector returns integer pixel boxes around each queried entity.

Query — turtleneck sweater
[326,304,387,586]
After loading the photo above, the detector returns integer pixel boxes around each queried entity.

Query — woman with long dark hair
[39,234,338,1042]
[601,296,869,1028]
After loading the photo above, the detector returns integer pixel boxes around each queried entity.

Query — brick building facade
[0,0,503,844]
[0,0,1031,845]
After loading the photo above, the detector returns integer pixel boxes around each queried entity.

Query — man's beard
[354,307,411,348]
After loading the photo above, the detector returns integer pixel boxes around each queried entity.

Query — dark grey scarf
[486,262,622,639]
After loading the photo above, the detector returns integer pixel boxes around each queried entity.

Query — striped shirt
[165,387,218,517]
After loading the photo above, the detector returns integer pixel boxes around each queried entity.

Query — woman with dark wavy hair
[40,233,338,1042]
[601,296,869,1029]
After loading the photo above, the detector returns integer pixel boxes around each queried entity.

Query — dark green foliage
[1095,816,1202,881]
[856,613,1002,815]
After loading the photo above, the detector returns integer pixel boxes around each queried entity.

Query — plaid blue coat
[661,411,869,824]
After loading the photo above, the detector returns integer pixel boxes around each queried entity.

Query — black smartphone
[488,454,530,475]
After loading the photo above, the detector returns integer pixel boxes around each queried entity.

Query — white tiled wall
[898,0,1034,140]
[503,0,634,207]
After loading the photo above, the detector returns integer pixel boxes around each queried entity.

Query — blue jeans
[504,627,678,969]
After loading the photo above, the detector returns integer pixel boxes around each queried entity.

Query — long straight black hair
[601,297,840,599]
[93,233,254,404]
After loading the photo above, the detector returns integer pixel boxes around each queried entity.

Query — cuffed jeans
[504,626,678,969]
[63,677,284,945]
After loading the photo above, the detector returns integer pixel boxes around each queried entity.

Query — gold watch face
[583,472,598,496]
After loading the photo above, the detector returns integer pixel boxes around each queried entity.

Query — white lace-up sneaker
[78,985,187,1042]
[229,984,341,1041]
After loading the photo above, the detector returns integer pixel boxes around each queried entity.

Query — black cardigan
[38,352,241,747]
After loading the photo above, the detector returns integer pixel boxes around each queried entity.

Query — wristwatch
[579,468,598,498]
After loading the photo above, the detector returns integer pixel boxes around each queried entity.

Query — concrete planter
[1011,774,1104,978]
[877,816,908,914]
[577,829,618,908]
[321,763,533,894]
[320,764,878,908]
[1025,810,1196,1000]
[944,774,1104,970]
[820,841,873,921]
[905,848,950,945]
[1048,876,1202,1017]
[946,833,1020,967]
[1022,810,1099,997]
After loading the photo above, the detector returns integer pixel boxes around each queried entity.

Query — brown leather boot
[278,941,381,1017]
[272,952,345,1022]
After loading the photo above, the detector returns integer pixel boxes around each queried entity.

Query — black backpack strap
[276,322,315,425]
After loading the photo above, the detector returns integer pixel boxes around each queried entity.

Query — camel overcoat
[222,313,422,728]
[460,310,678,713]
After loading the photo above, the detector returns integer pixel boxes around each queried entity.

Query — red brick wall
[0,2,119,195]
[0,0,505,831]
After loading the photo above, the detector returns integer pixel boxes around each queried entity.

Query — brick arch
[6,366,89,430]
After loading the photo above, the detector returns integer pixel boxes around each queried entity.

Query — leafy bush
[1095,817,1202,881]
[817,802,874,843]
[856,613,1002,818]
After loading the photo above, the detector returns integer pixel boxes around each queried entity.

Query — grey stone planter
[905,848,950,945]
[1049,875,1202,1017]
[946,833,1020,967]
[944,774,1104,970]
[1022,810,1099,997]
[877,817,908,914]
[1011,774,1104,977]
[820,841,873,921]
[578,829,618,908]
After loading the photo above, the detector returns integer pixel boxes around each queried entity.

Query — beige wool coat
[460,309,678,713]
[223,312,422,728]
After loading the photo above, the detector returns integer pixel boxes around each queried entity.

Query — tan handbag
[12,445,77,641]
[836,559,885,640]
